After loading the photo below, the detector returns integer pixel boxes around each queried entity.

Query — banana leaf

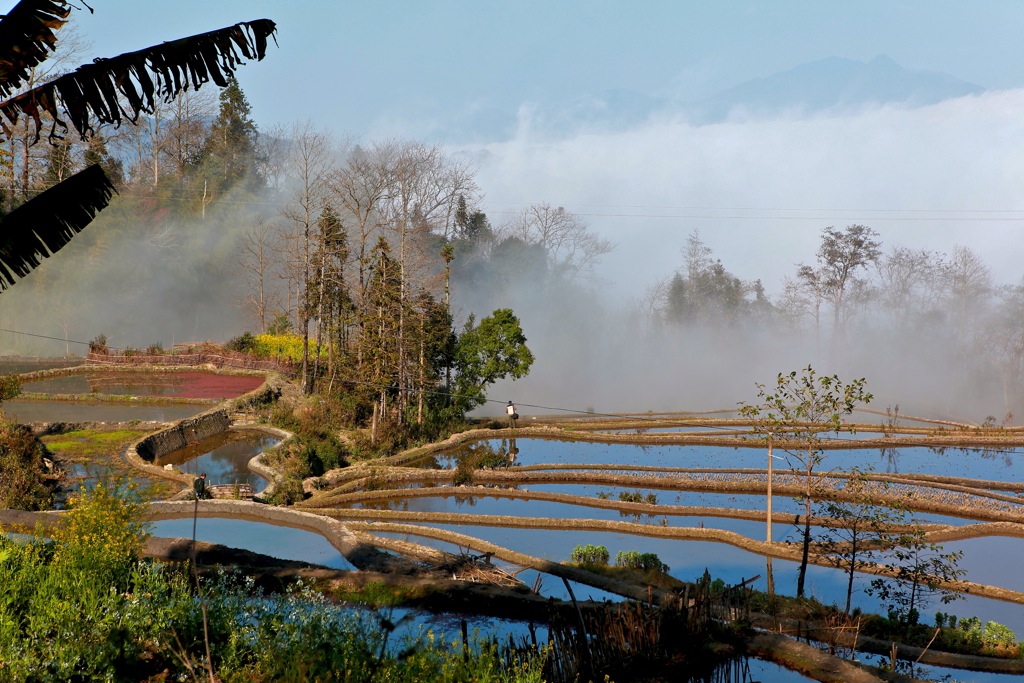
[0,18,277,143]
[0,0,76,98]
[0,163,115,290]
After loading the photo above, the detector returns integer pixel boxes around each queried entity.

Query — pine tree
[202,77,260,192]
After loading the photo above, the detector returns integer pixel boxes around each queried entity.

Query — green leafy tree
[816,467,904,614]
[453,308,534,413]
[867,523,966,633]
[358,238,403,441]
[739,365,872,598]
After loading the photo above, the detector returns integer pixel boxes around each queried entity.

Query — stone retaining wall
[134,409,231,461]
[125,408,232,488]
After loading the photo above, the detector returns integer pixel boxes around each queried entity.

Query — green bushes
[615,550,670,573]
[570,544,610,565]
[0,485,547,681]
[0,417,55,510]
[0,373,20,401]
[226,331,257,353]
[984,620,1017,649]
[618,490,657,505]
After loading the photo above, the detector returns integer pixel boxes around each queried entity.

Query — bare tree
[875,246,945,325]
[943,244,992,344]
[503,202,614,277]
[238,214,281,333]
[280,121,336,393]
[796,225,880,354]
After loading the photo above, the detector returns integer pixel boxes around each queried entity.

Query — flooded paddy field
[0,356,86,374]
[154,428,280,492]
[368,522,1024,638]
[152,517,356,570]
[300,423,1024,677]
[40,427,179,500]
[2,399,208,423]
[416,437,1024,484]
[21,371,264,399]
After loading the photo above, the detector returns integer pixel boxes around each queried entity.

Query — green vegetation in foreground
[0,485,547,682]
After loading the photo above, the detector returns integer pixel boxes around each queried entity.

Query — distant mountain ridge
[686,54,984,123]
[442,55,985,142]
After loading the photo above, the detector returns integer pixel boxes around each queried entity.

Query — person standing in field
[506,401,518,429]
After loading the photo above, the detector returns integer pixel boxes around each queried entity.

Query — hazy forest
[0,22,1021,426]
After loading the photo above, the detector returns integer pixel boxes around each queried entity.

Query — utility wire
[2,325,1015,448]
[0,327,92,346]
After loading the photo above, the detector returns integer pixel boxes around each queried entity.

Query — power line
[1,326,1010,448]
[0,328,92,346]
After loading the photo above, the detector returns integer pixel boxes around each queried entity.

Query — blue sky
[19,1,1024,295]
[65,1,1024,134]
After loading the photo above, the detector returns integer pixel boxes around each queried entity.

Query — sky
[55,0,1024,299]
[65,1,1024,130]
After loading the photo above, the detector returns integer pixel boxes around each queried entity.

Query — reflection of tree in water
[928,445,1017,468]
[454,439,523,471]
[879,446,899,473]
[156,432,278,490]
[453,494,478,508]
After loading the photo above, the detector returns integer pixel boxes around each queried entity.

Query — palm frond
[0,18,277,144]
[0,164,115,290]
[0,0,76,98]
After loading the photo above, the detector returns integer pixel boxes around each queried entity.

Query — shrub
[618,490,658,505]
[299,435,347,477]
[452,457,474,486]
[226,331,257,353]
[984,621,1017,649]
[570,544,610,565]
[0,373,21,401]
[146,342,164,355]
[0,418,54,510]
[0,489,548,681]
[266,476,305,506]
[615,550,669,573]
[88,333,108,354]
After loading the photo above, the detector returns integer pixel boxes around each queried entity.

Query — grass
[41,428,149,459]
[41,428,179,499]
[321,580,431,607]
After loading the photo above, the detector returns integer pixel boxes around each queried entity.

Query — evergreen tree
[84,133,125,189]
[202,77,260,192]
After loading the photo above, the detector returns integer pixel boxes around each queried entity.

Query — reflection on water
[153,517,355,569]
[374,522,1024,638]
[422,438,1024,485]
[1,399,206,423]
[0,357,85,374]
[155,430,278,492]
